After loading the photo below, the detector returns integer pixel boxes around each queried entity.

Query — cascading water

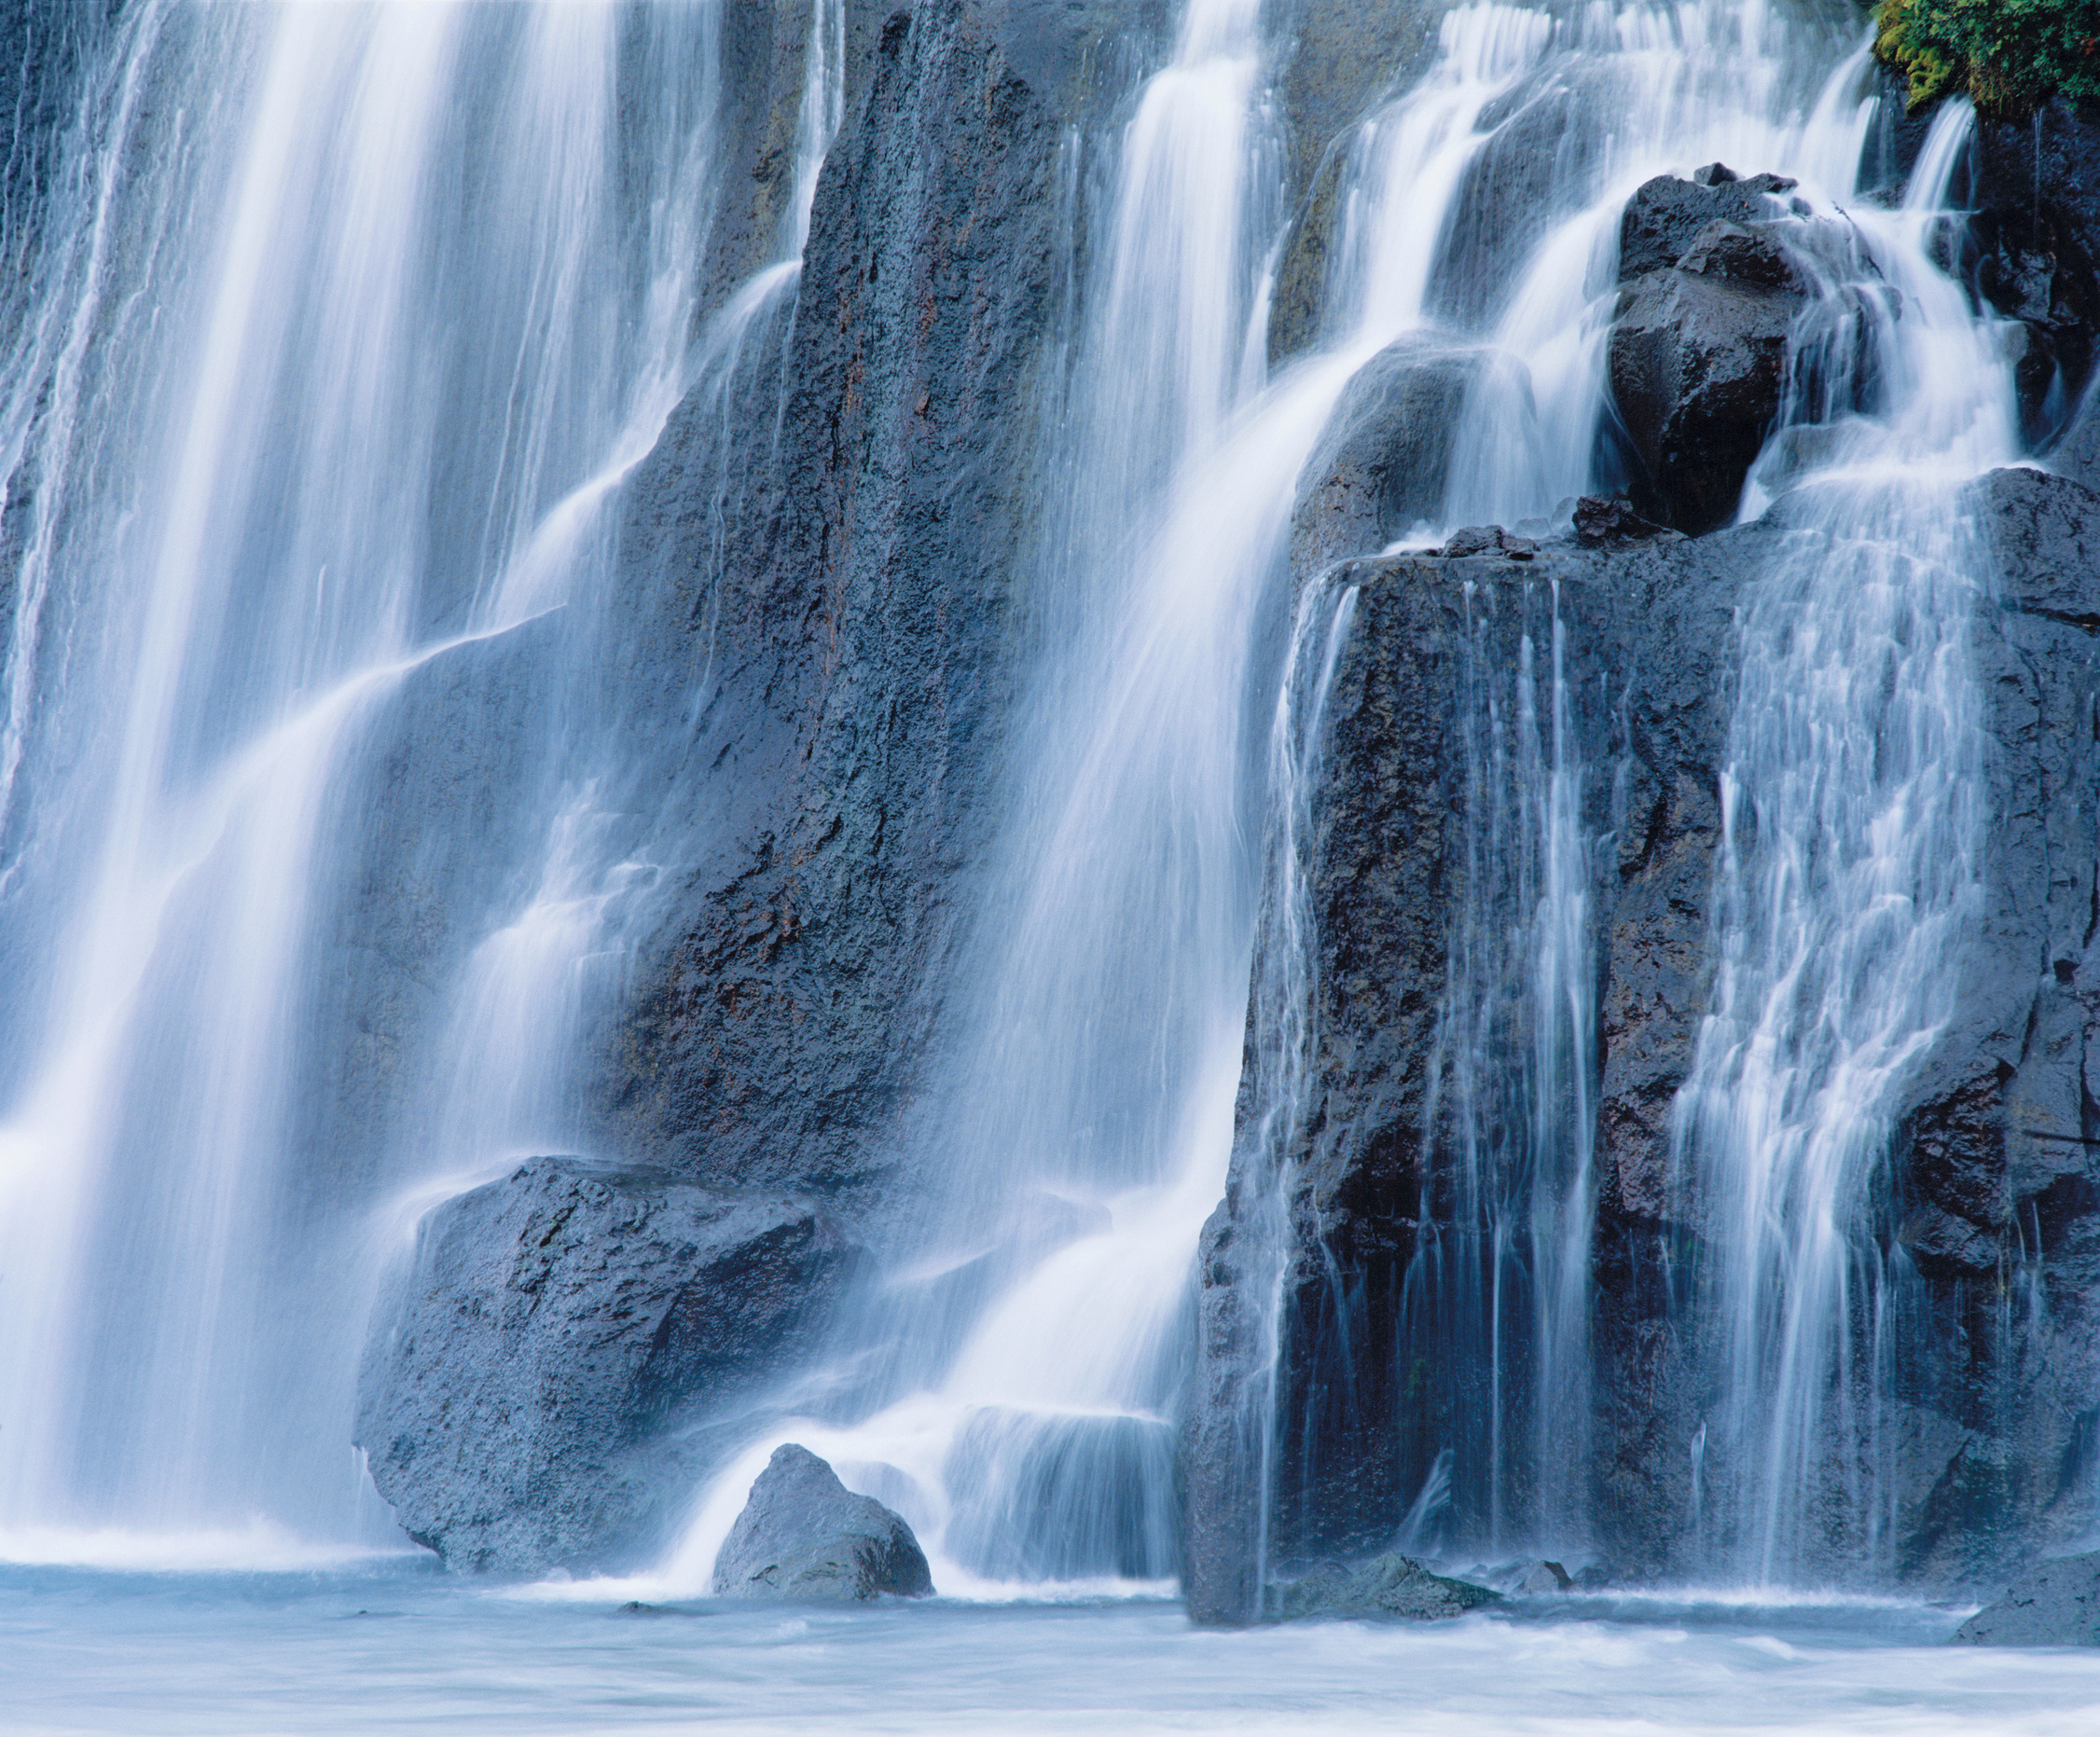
[1670,103,2019,1584]
[0,0,768,1553]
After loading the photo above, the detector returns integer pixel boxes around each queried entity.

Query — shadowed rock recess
[312,4,2100,1606]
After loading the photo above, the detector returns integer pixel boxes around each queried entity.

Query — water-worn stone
[712,1443,934,1602]
[1953,1551,2100,1646]
[1266,1551,1499,1621]
[1288,338,1485,574]
[357,1158,863,1573]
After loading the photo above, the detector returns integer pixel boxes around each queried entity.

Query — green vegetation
[1874,0,2100,117]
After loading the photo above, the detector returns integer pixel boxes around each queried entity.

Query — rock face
[1187,454,2100,1612]
[712,1443,934,1602]
[1953,1551,2100,1647]
[582,0,1083,1199]
[1267,1552,1499,1622]
[357,1159,862,1572]
[1185,533,1748,1620]
[356,0,1134,1566]
[1968,98,2100,446]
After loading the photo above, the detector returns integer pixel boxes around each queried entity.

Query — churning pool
[4,1559,2099,1735]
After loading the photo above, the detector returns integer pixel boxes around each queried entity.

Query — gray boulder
[357,1157,862,1574]
[1289,337,1488,574]
[1952,1551,2100,1646]
[712,1443,934,1602]
[1267,1552,1499,1621]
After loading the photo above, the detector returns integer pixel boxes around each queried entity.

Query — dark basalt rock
[1608,213,1810,533]
[1968,96,2100,447]
[586,0,1082,1206]
[1952,1551,2100,1646]
[1572,493,1676,546]
[1266,1551,1499,1622]
[712,1443,934,1602]
[357,1158,863,1574]
[1188,459,2100,1609]
[1616,168,1802,285]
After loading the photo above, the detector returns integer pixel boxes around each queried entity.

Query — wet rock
[1268,0,1444,364]
[1572,494,1675,546]
[1290,338,1485,572]
[357,1158,863,1574]
[1517,1559,1576,1593]
[1267,1551,1500,1621]
[1184,535,1750,1613]
[1969,97,2100,447]
[1616,168,1802,285]
[1608,213,1810,533]
[1952,1551,2100,1646]
[1427,65,1616,330]
[712,1443,934,1603]
[591,0,1074,1205]
[1442,524,1537,558]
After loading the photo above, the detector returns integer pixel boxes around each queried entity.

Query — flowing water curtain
[1221,575,1361,1609]
[1669,99,2018,1585]
[0,2,732,1549]
[1397,582,1595,1555]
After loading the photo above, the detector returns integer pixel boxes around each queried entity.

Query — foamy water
[4,1565,2098,1737]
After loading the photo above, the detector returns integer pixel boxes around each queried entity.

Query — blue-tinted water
[4,1563,2097,1735]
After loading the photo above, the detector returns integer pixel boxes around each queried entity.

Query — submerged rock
[712,1443,934,1603]
[1267,1552,1499,1621]
[357,1158,862,1574]
[1952,1551,2100,1647]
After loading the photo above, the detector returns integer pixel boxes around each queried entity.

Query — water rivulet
[2,0,2097,1614]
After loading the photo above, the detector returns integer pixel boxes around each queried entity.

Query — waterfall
[0,0,748,1551]
[0,0,2042,1600]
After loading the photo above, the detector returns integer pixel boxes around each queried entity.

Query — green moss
[1873,0,2100,118]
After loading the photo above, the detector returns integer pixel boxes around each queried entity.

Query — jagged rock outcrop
[712,1442,934,1602]
[357,1159,863,1572]
[1953,1551,2100,1646]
